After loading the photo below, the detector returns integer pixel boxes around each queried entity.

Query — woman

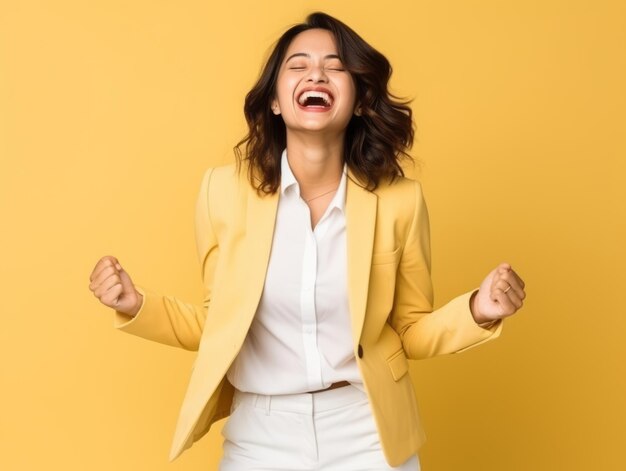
[88,12,526,470]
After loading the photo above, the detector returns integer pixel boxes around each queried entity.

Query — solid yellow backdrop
[1,0,624,470]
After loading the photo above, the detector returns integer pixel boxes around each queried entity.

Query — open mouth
[297,90,334,109]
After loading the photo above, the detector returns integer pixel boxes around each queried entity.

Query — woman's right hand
[89,255,143,317]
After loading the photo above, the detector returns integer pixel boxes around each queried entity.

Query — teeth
[298,90,332,106]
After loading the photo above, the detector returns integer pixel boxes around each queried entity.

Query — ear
[354,103,362,116]
[271,98,281,115]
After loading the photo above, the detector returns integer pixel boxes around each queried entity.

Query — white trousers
[219,384,421,471]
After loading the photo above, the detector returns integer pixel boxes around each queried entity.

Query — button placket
[300,227,323,388]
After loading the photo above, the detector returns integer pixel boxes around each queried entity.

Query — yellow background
[1,0,624,469]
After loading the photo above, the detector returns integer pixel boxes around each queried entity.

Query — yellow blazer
[114,163,502,467]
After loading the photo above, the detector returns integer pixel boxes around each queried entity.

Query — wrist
[127,292,144,317]
[469,290,491,325]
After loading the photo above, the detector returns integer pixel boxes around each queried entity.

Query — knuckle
[103,286,119,303]
[107,281,119,293]
[104,257,116,268]
[101,256,112,265]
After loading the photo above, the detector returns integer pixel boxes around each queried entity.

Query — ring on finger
[504,284,512,294]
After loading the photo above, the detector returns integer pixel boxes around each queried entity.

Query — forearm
[114,284,206,351]
[397,291,503,360]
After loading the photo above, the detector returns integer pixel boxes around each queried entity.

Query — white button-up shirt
[226,149,364,395]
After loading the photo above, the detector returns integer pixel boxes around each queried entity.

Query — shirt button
[357,344,363,358]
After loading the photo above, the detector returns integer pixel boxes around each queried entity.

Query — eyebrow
[285,53,342,63]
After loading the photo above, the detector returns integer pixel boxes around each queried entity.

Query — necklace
[305,187,338,203]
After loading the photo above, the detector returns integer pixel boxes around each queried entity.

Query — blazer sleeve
[389,180,502,360]
[111,168,219,351]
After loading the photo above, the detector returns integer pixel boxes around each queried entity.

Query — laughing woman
[88,12,526,471]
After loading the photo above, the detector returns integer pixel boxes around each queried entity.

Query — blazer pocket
[371,246,401,265]
[387,348,409,381]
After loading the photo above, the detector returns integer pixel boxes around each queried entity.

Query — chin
[287,117,351,134]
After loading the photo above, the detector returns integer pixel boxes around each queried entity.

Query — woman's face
[271,28,358,137]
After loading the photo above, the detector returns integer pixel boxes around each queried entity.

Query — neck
[285,133,344,192]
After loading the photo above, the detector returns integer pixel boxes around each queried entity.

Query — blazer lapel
[345,173,377,344]
[240,184,279,328]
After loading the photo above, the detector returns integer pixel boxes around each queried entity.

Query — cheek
[340,80,357,108]
[276,77,298,103]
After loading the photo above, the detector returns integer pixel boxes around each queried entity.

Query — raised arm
[89,168,219,351]
[389,181,514,360]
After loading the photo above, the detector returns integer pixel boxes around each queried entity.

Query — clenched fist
[88,255,143,317]
[471,262,526,325]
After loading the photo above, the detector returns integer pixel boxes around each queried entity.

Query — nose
[306,64,328,83]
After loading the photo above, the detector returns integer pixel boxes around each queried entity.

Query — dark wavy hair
[234,11,414,193]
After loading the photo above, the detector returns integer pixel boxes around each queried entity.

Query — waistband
[232,383,368,415]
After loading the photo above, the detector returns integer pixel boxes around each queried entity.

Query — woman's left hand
[471,262,526,325]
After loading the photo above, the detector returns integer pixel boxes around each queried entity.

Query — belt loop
[265,395,271,415]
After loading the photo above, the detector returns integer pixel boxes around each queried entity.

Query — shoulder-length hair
[234,11,414,193]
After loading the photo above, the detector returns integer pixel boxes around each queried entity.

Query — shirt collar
[280,148,347,213]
